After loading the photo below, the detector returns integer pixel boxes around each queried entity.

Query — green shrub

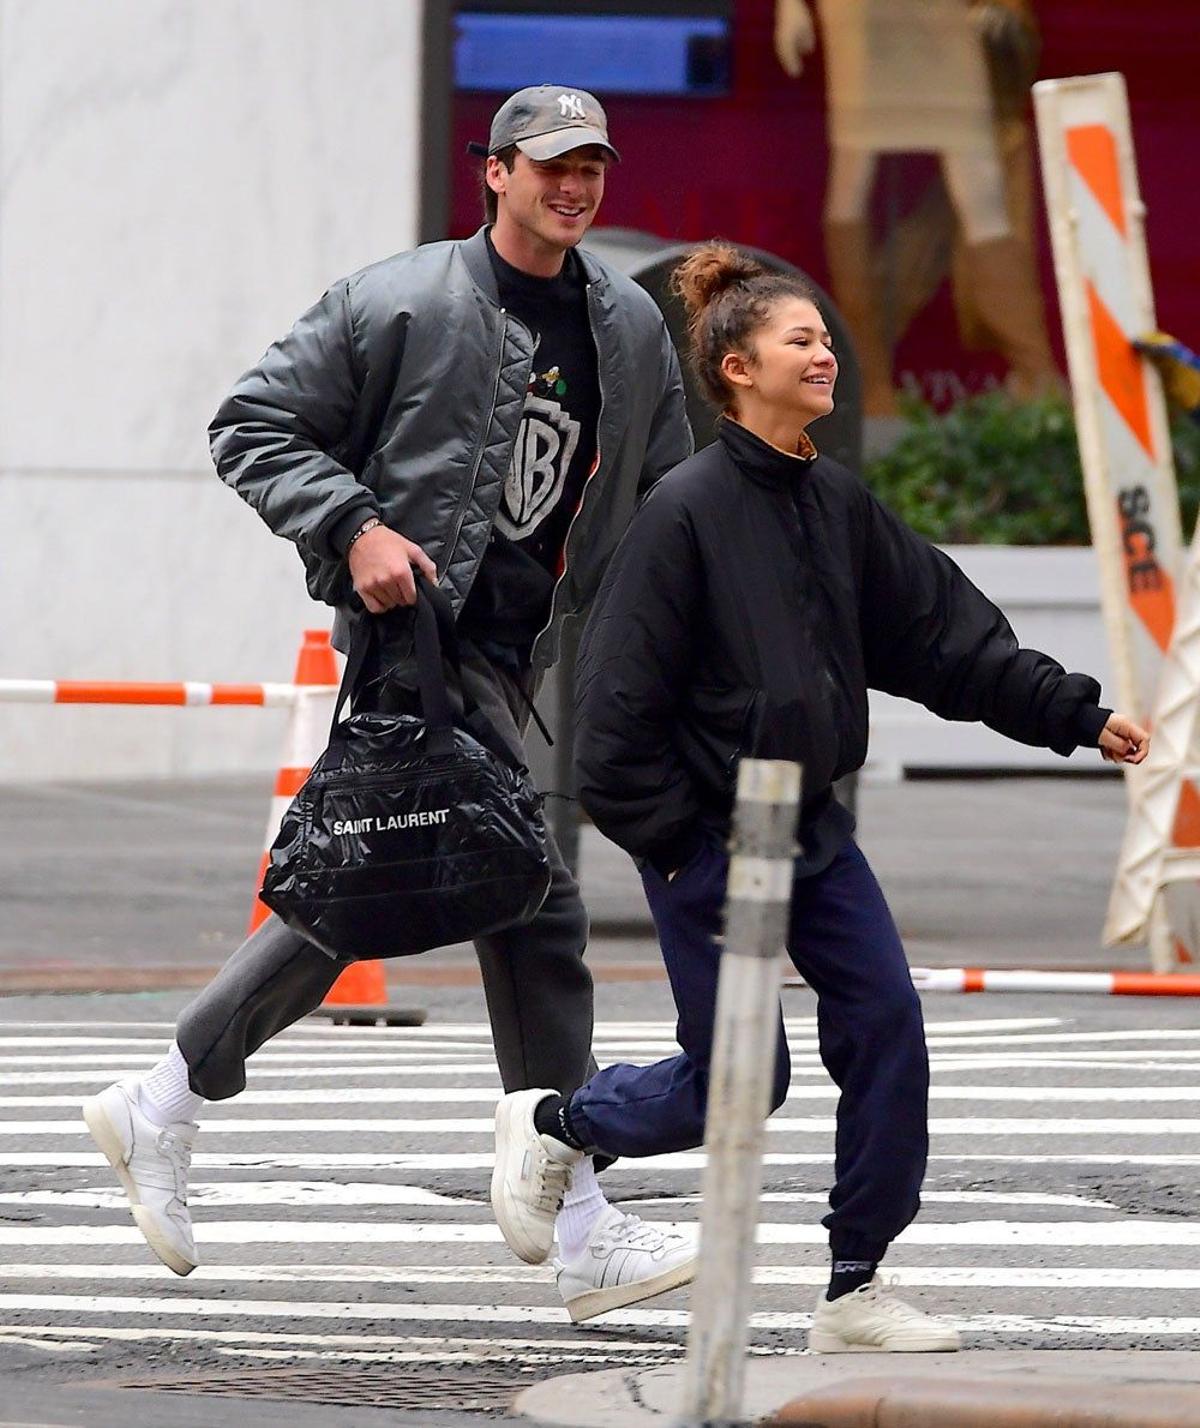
[864,392,1200,545]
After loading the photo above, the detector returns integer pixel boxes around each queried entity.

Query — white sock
[137,1042,205,1127]
[555,1157,609,1262]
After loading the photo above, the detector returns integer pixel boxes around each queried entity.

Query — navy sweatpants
[567,832,930,1259]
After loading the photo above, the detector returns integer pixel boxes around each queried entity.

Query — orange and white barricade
[1035,71,1200,971]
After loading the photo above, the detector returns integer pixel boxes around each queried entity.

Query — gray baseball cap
[467,85,620,163]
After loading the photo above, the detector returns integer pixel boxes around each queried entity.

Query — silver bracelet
[347,516,383,549]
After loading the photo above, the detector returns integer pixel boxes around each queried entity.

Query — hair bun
[671,242,766,321]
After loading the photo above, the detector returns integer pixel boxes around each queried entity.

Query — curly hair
[671,242,820,410]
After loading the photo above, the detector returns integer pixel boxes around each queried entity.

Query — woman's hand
[1099,713,1150,765]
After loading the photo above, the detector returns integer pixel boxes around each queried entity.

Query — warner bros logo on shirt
[496,396,581,540]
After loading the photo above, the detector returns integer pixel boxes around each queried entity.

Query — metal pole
[677,758,802,1428]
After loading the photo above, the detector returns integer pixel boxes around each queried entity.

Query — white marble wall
[0,0,427,780]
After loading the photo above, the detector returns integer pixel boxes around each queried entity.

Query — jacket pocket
[675,685,765,802]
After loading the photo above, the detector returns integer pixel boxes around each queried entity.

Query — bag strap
[326,579,518,767]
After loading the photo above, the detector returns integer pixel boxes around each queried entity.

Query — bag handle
[327,579,454,745]
[326,577,527,771]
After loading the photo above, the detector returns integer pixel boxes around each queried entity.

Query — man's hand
[774,0,816,77]
[1099,712,1150,766]
[348,524,438,613]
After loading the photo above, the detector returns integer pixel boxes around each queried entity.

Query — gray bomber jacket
[209,227,694,671]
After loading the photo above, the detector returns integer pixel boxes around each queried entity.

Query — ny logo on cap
[557,93,586,120]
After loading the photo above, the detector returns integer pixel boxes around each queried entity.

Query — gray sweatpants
[176,645,595,1102]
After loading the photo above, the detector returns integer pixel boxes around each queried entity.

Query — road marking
[0,1185,1112,1213]
[7,1083,1200,1109]
[4,1148,1200,1169]
[10,1115,1200,1136]
[0,1181,473,1210]
[3,1294,1200,1337]
[1,1219,1197,1249]
[0,1322,681,1353]
[6,1262,1200,1290]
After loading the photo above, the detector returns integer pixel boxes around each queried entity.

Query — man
[81,85,695,1323]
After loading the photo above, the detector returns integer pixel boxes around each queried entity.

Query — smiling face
[487,145,608,272]
[720,296,837,433]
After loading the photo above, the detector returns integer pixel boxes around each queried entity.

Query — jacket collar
[717,416,817,489]
[459,226,608,307]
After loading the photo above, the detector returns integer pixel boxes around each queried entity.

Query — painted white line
[3,1294,1200,1337]
[5,1149,1200,1170]
[0,1053,503,1067]
[0,1015,1057,1035]
[5,1065,498,1085]
[0,1333,96,1353]
[637,1190,1114,1210]
[0,1036,499,1051]
[922,1029,1200,1047]
[0,1185,1111,1213]
[0,1182,474,1210]
[8,1262,1200,1291]
[7,1115,1200,1136]
[0,1323,681,1353]
[3,1312,1199,1343]
[0,1218,1196,1249]
[16,1056,1200,1087]
[8,1084,1200,1109]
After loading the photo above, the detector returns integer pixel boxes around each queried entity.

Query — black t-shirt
[458,231,600,661]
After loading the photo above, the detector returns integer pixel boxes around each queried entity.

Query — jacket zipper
[531,280,606,652]
[442,309,510,580]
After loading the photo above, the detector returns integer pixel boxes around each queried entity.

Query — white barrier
[679,758,801,1428]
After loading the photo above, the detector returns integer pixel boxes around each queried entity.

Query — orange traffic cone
[247,630,339,935]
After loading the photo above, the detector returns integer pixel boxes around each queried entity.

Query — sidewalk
[0,770,1144,993]
[516,1350,1200,1427]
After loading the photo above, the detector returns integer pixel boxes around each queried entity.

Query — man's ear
[485,155,508,201]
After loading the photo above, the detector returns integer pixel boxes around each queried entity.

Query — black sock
[826,1257,878,1302]
[532,1093,585,1150]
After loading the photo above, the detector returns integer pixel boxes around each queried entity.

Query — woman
[489,244,1149,1346]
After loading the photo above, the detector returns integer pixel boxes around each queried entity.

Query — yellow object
[1136,332,1200,416]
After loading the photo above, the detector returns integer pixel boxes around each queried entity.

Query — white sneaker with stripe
[81,1079,198,1277]
[555,1205,697,1323]
[808,1274,961,1352]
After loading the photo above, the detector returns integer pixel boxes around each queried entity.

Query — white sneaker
[82,1079,198,1277]
[556,1206,697,1323]
[808,1276,961,1352]
[491,1088,582,1265]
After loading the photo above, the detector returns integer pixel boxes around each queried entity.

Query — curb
[766,1373,1200,1427]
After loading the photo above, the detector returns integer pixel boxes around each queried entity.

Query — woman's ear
[720,349,754,391]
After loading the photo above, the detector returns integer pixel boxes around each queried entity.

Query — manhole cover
[112,1363,534,1412]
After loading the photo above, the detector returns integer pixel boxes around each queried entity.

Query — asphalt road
[2,984,1200,1425]
[0,771,1147,986]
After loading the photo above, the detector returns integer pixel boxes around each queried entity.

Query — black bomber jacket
[574,417,1111,875]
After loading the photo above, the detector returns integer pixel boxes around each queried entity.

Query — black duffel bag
[260,580,551,959]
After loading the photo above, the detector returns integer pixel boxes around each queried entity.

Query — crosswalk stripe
[8,1084,1200,1108]
[1,1219,1197,1248]
[3,1149,1200,1169]
[0,1322,676,1354]
[0,1295,1199,1337]
[0,1185,1112,1212]
[8,1115,1200,1136]
[3,1263,1199,1290]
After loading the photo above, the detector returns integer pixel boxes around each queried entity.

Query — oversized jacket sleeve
[574,482,705,864]
[637,322,694,498]
[860,489,1109,754]
[208,278,382,562]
